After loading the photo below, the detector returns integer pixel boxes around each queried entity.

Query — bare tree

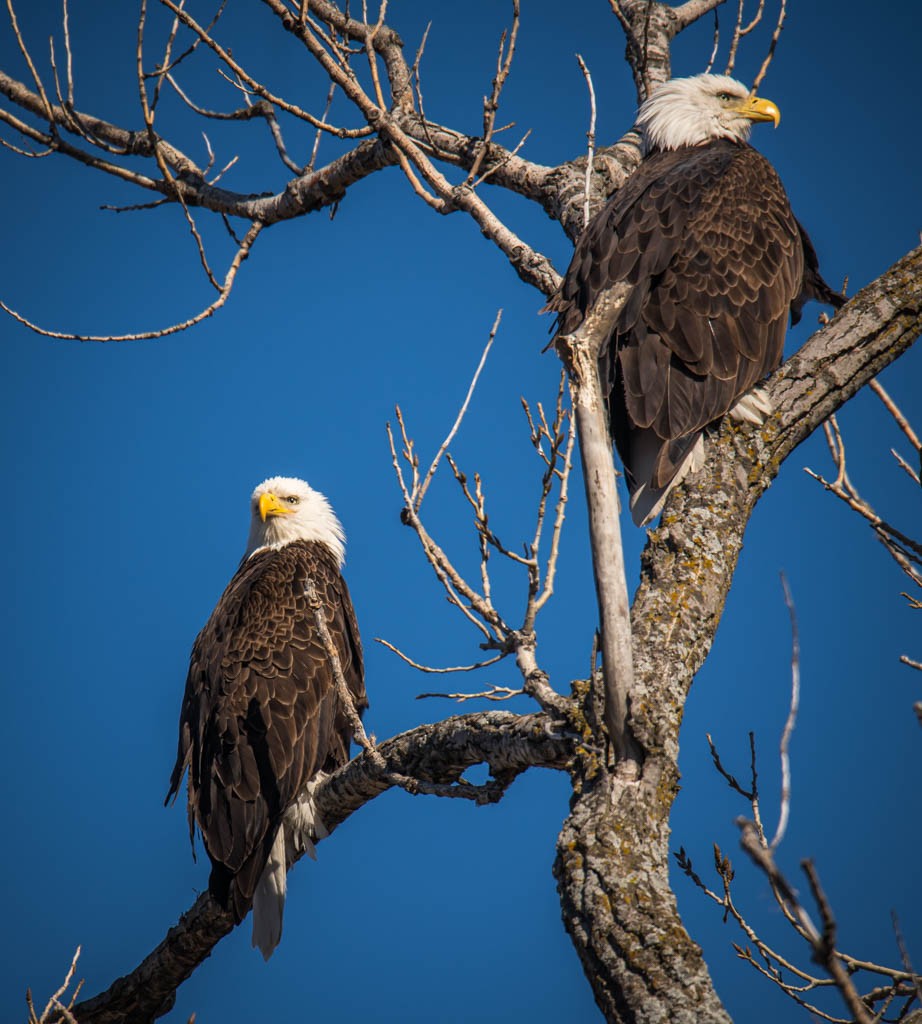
[4,2,920,1022]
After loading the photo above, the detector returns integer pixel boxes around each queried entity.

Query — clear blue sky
[2,2,919,1022]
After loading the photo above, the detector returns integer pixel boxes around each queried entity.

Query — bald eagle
[166,476,365,959]
[547,74,843,524]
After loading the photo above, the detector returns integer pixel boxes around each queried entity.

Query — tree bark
[552,247,922,1023]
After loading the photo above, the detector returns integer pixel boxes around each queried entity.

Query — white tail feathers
[250,773,331,960]
[252,827,287,961]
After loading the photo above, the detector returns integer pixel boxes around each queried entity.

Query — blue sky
[2,2,920,1022]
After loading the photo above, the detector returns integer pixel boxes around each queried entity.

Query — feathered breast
[548,140,842,496]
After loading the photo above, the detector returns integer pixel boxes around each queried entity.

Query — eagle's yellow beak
[259,492,295,522]
[739,94,781,128]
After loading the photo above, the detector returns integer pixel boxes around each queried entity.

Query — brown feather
[546,140,844,521]
[165,539,366,923]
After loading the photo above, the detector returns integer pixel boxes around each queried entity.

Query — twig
[871,378,922,454]
[737,820,819,942]
[7,0,57,131]
[891,910,922,1006]
[466,0,520,185]
[157,0,372,136]
[771,571,800,850]
[27,946,83,1024]
[575,54,596,229]
[470,127,531,189]
[723,0,743,75]
[801,860,875,1024]
[608,0,650,98]
[307,81,338,171]
[386,420,505,641]
[62,0,75,108]
[303,574,376,756]
[416,685,523,703]
[375,637,505,674]
[704,7,720,73]
[136,0,220,293]
[706,732,754,801]
[0,221,262,341]
[414,311,500,510]
[751,0,786,91]
[741,0,767,35]
[531,378,577,620]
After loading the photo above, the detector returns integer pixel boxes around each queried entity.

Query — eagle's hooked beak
[739,93,781,128]
[259,492,296,522]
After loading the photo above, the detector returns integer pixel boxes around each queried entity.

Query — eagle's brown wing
[548,140,841,512]
[166,540,365,921]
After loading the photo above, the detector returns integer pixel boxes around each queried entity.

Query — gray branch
[72,711,571,1024]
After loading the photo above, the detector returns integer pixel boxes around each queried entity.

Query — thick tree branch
[72,710,572,1024]
[555,287,643,772]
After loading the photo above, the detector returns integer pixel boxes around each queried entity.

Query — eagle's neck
[244,505,345,567]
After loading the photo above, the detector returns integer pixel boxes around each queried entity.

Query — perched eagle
[547,74,843,524]
[166,476,366,959]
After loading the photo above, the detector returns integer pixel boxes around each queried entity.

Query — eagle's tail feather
[250,775,331,960]
[252,827,287,961]
[628,433,705,526]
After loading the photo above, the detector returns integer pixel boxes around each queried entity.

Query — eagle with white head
[166,476,365,959]
[547,73,843,524]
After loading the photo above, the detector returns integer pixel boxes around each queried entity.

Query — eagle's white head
[244,475,346,566]
[636,73,780,154]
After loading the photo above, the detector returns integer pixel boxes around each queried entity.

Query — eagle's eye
[717,92,732,102]
[286,495,300,505]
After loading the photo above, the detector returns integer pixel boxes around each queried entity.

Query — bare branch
[871,377,922,454]
[741,0,767,35]
[771,571,800,850]
[6,0,57,130]
[466,0,520,185]
[801,859,875,1024]
[158,0,373,136]
[73,711,572,1024]
[704,7,721,73]
[673,0,728,31]
[751,0,786,91]
[574,54,596,229]
[891,911,922,1007]
[61,0,75,108]
[304,575,375,758]
[27,946,84,1024]
[374,637,506,675]
[414,311,500,510]
[0,220,263,341]
[531,379,577,621]
[723,0,743,74]
[416,685,523,702]
[386,415,506,641]
[706,732,755,802]
[555,286,643,771]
